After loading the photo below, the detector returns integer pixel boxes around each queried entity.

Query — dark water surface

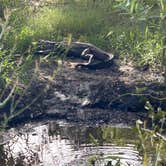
[0,120,165,166]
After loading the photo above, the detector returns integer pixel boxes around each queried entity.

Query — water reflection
[0,121,159,166]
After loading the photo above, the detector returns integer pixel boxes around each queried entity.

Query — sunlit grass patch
[28,6,106,40]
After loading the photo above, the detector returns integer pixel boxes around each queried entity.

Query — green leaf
[106,31,114,38]
[160,0,165,11]
[130,0,137,13]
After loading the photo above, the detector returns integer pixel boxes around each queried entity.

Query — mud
[8,57,166,126]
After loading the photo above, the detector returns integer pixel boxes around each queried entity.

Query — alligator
[35,40,114,69]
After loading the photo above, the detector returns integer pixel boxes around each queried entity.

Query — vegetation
[1,1,166,57]
[136,101,166,166]
[1,0,166,65]
[0,3,44,128]
[0,0,166,165]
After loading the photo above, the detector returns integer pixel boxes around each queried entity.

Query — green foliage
[0,6,41,128]
[136,101,166,166]
[102,0,166,69]
[16,26,34,52]
[1,0,165,70]
[27,6,106,40]
[0,50,14,83]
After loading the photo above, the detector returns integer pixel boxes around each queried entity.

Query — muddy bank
[8,57,166,126]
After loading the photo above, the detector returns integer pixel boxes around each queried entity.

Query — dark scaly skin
[35,40,114,69]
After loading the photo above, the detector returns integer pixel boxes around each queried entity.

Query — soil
[8,57,166,126]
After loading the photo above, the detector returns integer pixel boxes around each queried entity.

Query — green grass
[2,0,166,69]
[28,6,108,44]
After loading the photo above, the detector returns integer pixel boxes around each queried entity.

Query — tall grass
[2,0,166,70]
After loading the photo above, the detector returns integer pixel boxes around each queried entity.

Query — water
[0,121,165,166]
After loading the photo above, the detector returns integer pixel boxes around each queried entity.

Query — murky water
[0,121,165,166]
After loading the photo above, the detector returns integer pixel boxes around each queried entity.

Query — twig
[0,81,17,109]
[109,93,166,106]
